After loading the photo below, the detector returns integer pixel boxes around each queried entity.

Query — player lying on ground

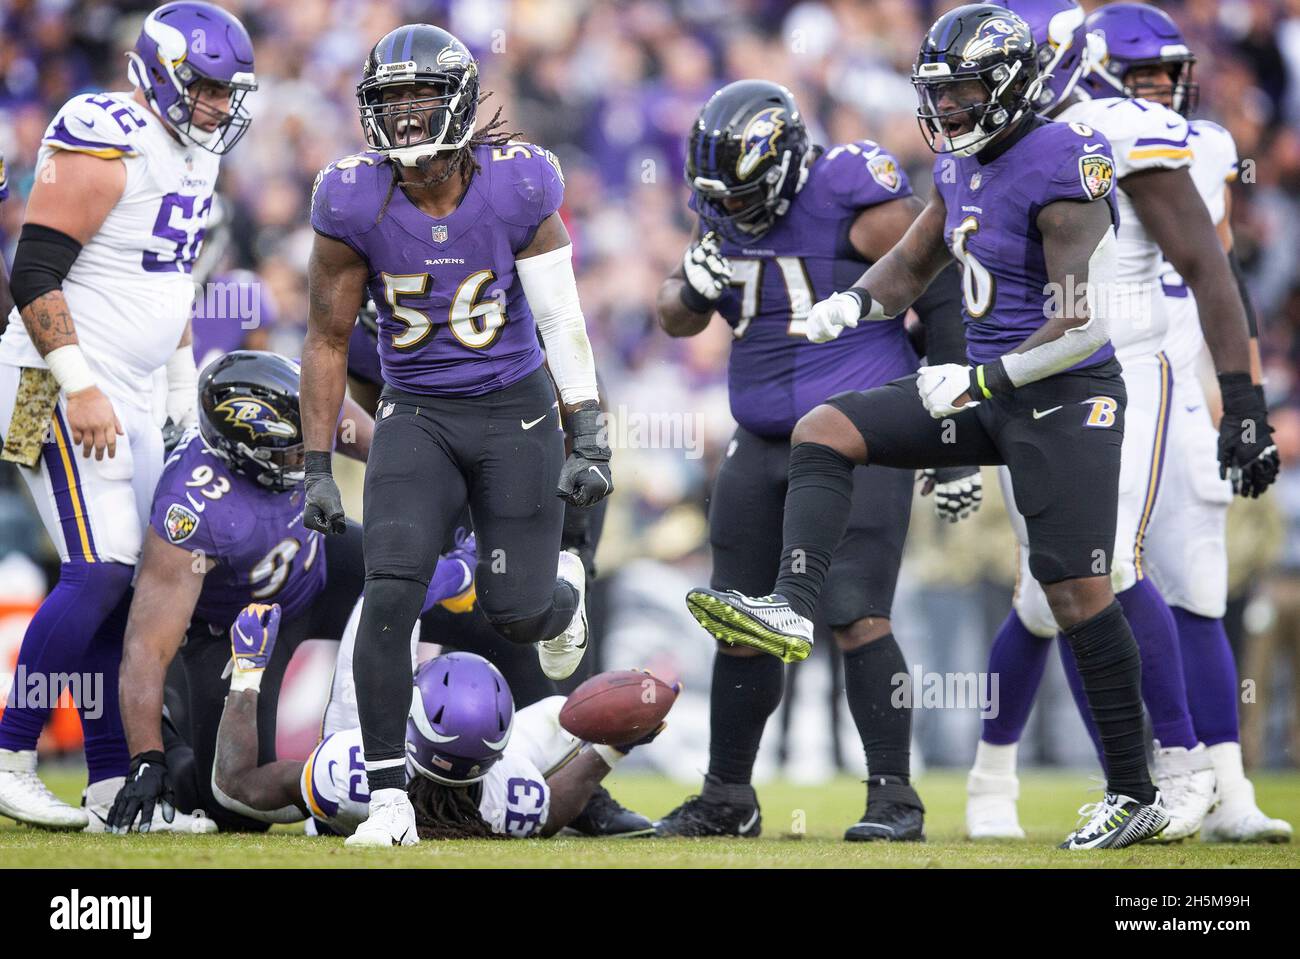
[655,79,967,842]
[967,0,1288,844]
[683,3,1264,849]
[300,23,614,847]
[212,604,672,841]
[0,1,256,831]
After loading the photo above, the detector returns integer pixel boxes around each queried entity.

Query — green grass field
[3,767,1298,868]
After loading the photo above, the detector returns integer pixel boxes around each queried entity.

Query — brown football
[558,670,678,745]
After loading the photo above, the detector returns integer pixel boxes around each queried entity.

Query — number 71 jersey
[311,143,565,397]
[148,429,325,628]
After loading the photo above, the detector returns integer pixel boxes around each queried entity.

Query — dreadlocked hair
[374,91,519,225]
[406,774,507,840]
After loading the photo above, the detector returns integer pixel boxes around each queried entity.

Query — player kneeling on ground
[212,603,676,842]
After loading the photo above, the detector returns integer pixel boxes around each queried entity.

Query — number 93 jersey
[0,92,219,386]
[311,143,565,397]
[147,429,325,627]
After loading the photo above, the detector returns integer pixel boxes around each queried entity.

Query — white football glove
[682,231,733,302]
[165,346,199,429]
[920,467,983,523]
[917,363,978,418]
[804,292,862,343]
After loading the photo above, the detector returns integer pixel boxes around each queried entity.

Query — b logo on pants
[1082,396,1118,429]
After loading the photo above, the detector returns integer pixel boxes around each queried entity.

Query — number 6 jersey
[148,429,325,628]
[0,92,219,387]
[310,143,565,397]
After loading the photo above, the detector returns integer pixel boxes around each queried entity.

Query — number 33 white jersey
[0,91,219,389]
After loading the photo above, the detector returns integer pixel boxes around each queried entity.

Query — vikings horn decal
[736,106,786,181]
[212,396,298,439]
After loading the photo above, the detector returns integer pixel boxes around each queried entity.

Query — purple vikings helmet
[406,653,514,786]
[1002,0,1088,113]
[1077,3,1198,115]
[126,2,257,155]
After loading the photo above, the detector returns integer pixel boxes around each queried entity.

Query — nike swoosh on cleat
[1032,406,1062,419]
[738,809,759,834]
[521,415,546,430]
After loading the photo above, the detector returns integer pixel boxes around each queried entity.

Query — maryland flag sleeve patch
[1079,154,1115,201]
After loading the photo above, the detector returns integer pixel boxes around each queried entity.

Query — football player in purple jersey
[0,150,11,332]
[298,24,612,847]
[680,2,1257,849]
[655,80,967,841]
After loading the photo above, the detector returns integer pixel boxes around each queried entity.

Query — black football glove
[107,750,174,834]
[920,466,983,523]
[303,450,346,534]
[160,417,186,456]
[557,405,613,508]
[1217,374,1280,499]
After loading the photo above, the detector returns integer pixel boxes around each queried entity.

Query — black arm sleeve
[909,262,966,366]
[1227,247,1258,338]
[9,223,82,312]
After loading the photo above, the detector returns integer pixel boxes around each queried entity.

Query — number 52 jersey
[310,143,565,398]
[0,92,219,386]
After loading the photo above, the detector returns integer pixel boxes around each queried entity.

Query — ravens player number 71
[298,24,612,847]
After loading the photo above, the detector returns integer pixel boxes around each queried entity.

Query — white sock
[1207,742,1247,794]
[370,787,408,808]
[973,740,1018,778]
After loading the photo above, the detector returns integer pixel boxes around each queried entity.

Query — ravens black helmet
[198,351,304,492]
[913,4,1042,157]
[685,80,811,243]
[357,24,479,167]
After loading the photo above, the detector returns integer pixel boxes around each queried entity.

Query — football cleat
[1201,779,1292,844]
[538,550,588,681]
[966,769,1026,840]
[845,777,925,842]
[1059,791,1169,850]
[561,786,655,838]
[654,777,762,838]
[345,788,419,847]
[1148,741,1216,843]
[685,588,813,664]
[0,749,88,830]
[82,777,216,834]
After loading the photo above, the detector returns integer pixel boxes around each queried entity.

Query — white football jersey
[1057,97,1193,360]
[301,697,582,839]
[1158,119,1238,372]
[0,91,220,395]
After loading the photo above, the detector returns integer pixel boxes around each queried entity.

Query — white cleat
[345,788,419,847]
[0,749,88,830]
[538,550,588,681]
[966,769,1026,840]
[1149,742,1216,843]
[81,777,217,833]
[1202,779,1292,843]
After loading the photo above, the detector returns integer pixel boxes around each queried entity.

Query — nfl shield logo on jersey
[431,224,449,243]
[164,503,200,544]
[969,171,982,191]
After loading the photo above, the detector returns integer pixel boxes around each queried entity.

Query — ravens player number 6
[298,24,612,847]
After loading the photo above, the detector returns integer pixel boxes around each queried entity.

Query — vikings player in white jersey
[0,2,255,830]
[210,604,671,841]
[965,1,1278,843]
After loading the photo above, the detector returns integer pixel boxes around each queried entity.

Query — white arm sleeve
[1001,226,1116,388]
[516,244,599,405]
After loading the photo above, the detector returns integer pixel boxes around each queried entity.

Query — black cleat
[844,777,926,842]
[562,786,655,838]
[654,776,762,838]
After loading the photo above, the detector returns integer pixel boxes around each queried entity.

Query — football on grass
[559,670,678,745]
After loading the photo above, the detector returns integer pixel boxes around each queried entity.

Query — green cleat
[685,588,813,664]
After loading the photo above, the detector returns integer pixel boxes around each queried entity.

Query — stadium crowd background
[0,0,1297,779]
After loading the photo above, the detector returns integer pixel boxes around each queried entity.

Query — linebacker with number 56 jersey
[298,23,610,849]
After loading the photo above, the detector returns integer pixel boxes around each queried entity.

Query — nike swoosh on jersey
[1032,406,1063,419]
[1084,142,1104,151]
[521,415,546,429]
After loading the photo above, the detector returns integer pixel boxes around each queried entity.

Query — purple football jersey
[932,117,1119,368]
[149,430,326,627]
[704,141,921,438]
[311,143,565,396]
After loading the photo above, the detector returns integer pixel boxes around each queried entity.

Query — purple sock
[80,587,132,784]
[1173,607,1240,746]
[0,561,133,754]
[1118,577,1197,749]
[981,611,1052,745]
